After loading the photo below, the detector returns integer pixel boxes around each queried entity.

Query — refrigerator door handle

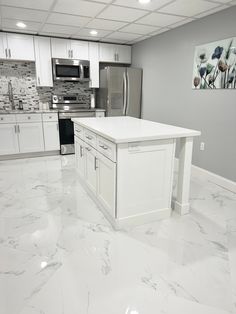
[123,72,127,115]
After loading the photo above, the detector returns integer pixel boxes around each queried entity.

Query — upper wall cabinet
[99,43,131,64]
[89,42,99,88]
[34,37,53,87]
[0,33,35,61]
[51,38,89,60]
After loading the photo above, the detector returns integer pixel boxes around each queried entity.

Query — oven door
[58,118,75,155]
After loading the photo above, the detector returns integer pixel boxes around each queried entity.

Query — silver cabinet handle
[80,145,83,157]
[71,50,73,58]
[117,53,119,61]
[8,49,11,58]
[114,53,116,61]
[86,135,92,140]
[14,125,17,133]
[0,117,4,121]
[94,156,98,170]
[38,77,40,85]
[68,50,70,58]
[18,125,20,133]
[99,144,108,150]
[5,48,8,58]
[85,147,91,151]
[28,116,31,120]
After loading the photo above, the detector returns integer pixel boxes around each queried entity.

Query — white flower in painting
[196,48,209,64]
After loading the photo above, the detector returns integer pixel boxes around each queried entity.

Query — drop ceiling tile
[168,17,195,28]
[53,0,106,17]
[194,4,229,18]
[150,27,170,35]
[47,13,91,27]
[159,0,220,17]
[97,5,147,22]
[76,28,111,37]
[106,31,142,41]
[113,0,175,11]
[136,12,186,27]
[41,23,79,35]
[0,0,54,11]
[86,18,127,31]
[1,19,41,32]
[120,23,160,35]
[1,6,48,22]
[102,38,126,44]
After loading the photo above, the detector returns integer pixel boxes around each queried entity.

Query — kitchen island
[72,116,200,228]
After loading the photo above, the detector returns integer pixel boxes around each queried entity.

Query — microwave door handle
[80,64,84,80]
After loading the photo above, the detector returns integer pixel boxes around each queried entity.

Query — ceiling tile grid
[0,0,235,44]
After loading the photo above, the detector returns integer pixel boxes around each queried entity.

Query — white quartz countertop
[72,116,201,143]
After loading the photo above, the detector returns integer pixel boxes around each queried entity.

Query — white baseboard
[175,158,236,194]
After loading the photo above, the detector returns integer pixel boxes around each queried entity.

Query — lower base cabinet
[0,124,19,155]
[75,135,116,217]
[43,121,60,151]
[18,122,44,153]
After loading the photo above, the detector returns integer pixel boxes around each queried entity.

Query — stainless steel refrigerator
[98,66,142,118]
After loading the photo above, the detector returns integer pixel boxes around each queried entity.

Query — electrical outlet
[200,142,205,151]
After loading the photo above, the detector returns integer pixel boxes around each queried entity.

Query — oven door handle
[80,64,84,80]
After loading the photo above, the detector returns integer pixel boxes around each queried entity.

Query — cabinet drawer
[16,113,42,123]
[74,124,84,140]
[97,135,116,162]
[0,114,16,124]
[42,113,58,122]
[84,128,96,148]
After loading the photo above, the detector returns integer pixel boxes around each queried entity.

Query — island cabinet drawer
[0,114,16,124]
[97,135,116,162]
[16,113,42,123]
[42,113,58,122]
[84,129,96,148]
[74,124,84,140]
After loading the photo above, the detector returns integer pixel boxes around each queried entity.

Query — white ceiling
[0,0,235,45]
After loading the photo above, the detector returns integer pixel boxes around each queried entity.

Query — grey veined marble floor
[0,155,235,314]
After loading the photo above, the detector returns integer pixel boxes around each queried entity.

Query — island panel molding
[73,117,201,227]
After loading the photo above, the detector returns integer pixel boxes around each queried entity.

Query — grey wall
[132,6,236,182]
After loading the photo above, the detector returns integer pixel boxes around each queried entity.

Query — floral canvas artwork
[192,37,236,89]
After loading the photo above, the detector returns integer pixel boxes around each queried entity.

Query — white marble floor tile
[0,155,235,314]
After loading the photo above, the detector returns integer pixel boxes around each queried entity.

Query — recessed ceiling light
[16,21,26,28]
[90,30,98,36]
[138,0,151,4]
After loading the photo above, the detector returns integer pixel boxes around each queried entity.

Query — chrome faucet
[8,80,15,110]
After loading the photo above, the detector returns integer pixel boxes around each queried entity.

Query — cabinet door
[7,33,35,61]
[43,122,60,151]
[0,124,19,155]
[0,33,8,59]
[34,37,53,87]
[96,152,116,218]
[116,45,131,64]
[89,42,99,88]
[99,43,116,62]
[70,40,89,60]
[84,145,97,194]
[51,38,70,59]
[75,137,85,178]
[18,123,44,153]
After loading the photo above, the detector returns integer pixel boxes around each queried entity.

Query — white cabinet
[75,137,85,178]
[96,152,116,218]
[84,145,97,195]
[51,38,70,59]
[70,40,89,60]
[89,42,99,88]
[99,43,131,64]
[0,33,35,61]
[34,37,53,87]
[18,123,44,153]
[0,124,19,155]
[43,122,60,151]
[51,38,89,60]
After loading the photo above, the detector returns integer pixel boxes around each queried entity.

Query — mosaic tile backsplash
[0,61,93,110]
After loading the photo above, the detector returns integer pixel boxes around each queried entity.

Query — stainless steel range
[51,94,94,155]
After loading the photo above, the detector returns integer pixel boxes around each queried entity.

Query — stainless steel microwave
[52,58,90,82]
